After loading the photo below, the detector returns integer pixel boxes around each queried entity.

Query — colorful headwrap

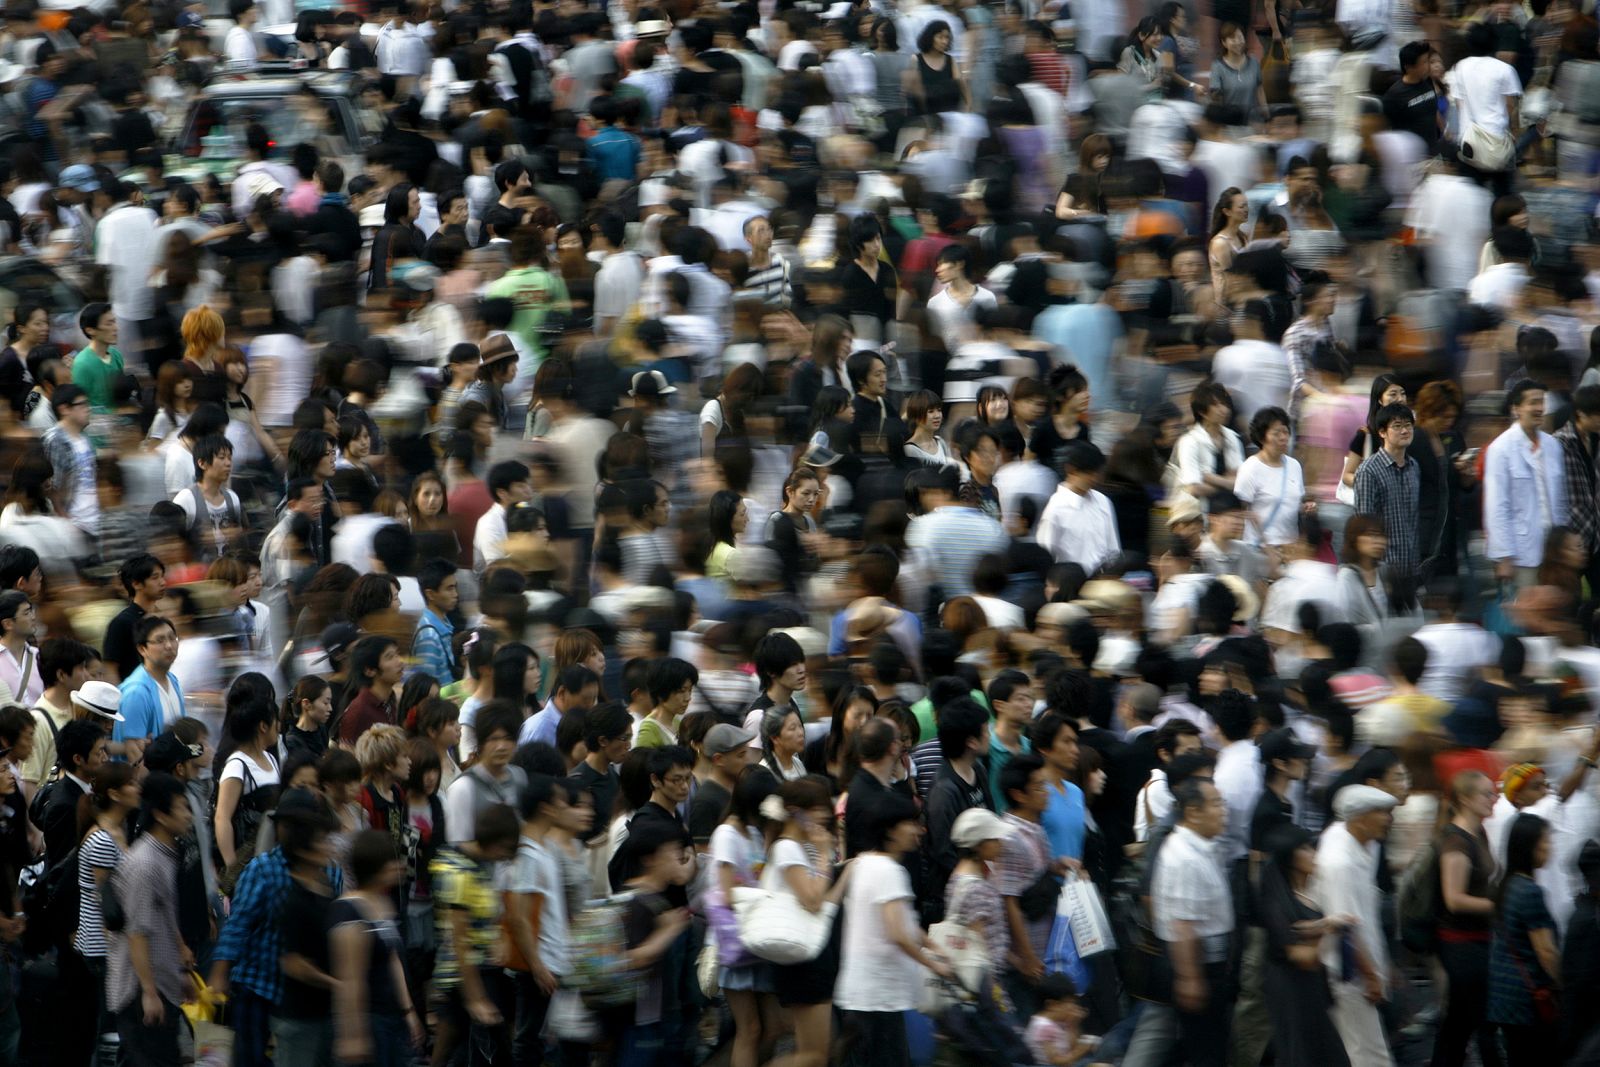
[1502,762,1544,804]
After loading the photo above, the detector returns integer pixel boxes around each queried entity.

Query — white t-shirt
[1233,454,1306,547]
[221,750,281,792]
[835,852,923,1012]
[1448,55,1522,139]
[709,823,764,906]
[509,836,570,975]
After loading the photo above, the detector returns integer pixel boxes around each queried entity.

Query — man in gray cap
[1314,784,1399,1067]
[688,722,756,844]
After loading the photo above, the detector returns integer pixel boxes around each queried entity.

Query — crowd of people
[5,0,1600,1065]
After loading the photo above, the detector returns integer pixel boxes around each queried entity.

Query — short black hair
[474,699,523,747]
[474,802,521,849]
[119,553,164,597]
[753,633,804,689]
[418,557,456,594]
[40,637,97,689]
[584,701,633,749]
[134,615,176,648]
[0,545,39,589]
[646,657,698,704]
[647,744,695,782]
[936,696,989,760]
[58,718,105,773]
[350,827,399,886]
[999,751,1045,807]
[488,460,531,502]
[555,664,601,700]
[1373,402,1414,435]
[141,771,189,818]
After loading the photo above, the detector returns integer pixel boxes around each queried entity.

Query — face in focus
[655,764,693,806]
[1516,388,1547,428]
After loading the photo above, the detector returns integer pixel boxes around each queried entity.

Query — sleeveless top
[917,52,961,114]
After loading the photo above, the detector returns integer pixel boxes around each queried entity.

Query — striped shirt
[905,505,1011,598]
[107,836,187,1011]
[75,828,126,958]
[736,255,792,308]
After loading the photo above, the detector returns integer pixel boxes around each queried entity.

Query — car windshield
[179,92,346,157]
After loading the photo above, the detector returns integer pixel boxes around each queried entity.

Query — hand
[0,914,23,942]
[532,964,558,997]
[207,963,229,998]
[1014,951,1045,980]
[406,1010,426,1047]
[336,1035,372,1063]
[1175,973,1207,1013]
[180,943,196,971]
[1495,559,1515,582]
[142,988,165,1026]
[1329,913,1359,930]
[927,955,955,980]
[1362,971,1385,1004]
[657,907,691,938]
[467,996,501,1026]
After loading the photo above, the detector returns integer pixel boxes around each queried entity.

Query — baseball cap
[705,723,757,756]
[950,808,1010,849]
[71,680,124,723]
[145,732,204,774]
[630,369,677,398]
[58,164,100,193]
[321,622,361,664]
[1166,499,1202,526]
[1258,727,1317,767]
[176,10,204,27]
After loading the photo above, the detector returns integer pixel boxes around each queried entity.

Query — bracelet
[1583,757,1596,769]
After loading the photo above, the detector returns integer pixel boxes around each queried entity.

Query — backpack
[20,844,80,955]
[1397,836,1442,954]
[178,482,243,563]
[567,891,642,1008]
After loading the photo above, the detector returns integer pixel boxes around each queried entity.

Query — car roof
[200,69,363,99]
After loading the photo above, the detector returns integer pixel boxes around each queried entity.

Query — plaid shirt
[1557,421,1600,553]
[1353,448,1421,580]
[212,847,343,1003]
[994,812,1054,959]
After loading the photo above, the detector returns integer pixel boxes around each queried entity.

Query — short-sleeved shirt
[509,836,570,976]
[1438,824,1495,934]
[1489,874,1555,1026]
[430,847,501,989]
[279,878,337,1018]
[836,853,921,1012]
[993,814,1054,959]
[946,871,1009,965]
[75,827,126,958]
[709,822,764,905]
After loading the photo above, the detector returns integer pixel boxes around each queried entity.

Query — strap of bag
[1259,459,1291,542]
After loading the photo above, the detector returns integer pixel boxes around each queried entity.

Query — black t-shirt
[327,896,405,1016]
[1382,77,1441,149]
[570,761,619,844]
[279,878,336,1018]
[103,602,148,683]
[1249,786,1294,852]
[687,778,731,845]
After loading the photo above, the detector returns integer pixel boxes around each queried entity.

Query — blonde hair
[355,723,409,777]
[181,305,225,364]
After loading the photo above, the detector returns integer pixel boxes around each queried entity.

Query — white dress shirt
[1313,820,1389,985]
[1036,484,1122,575]
[1152,824,1235,953]
[1212,738,1263,863]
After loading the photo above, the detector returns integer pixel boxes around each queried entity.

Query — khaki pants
[1332,982,1394,1067]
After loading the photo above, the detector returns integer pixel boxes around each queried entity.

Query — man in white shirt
[1447,21,1522,190]
[1485,379,1569,586]
[1314,785,1399,1067]
[1190,105,1262,216]
[474,460,533,572]
[925,244,998,352]
[223,0,261,71]
[1405,161,1492,292]
[1151,779,1233,1066]
[1209,689,1263,866]
[1135,720,1204,842]
[1210,307,1291,430]
[1036,442,1122,577]
[94,183,158,363]
[1468,226,1533,312]
[592,215,645,336]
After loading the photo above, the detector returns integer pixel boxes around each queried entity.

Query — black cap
[321,622,361,664]
[1259,727,1318,766]
[144,732,203,774]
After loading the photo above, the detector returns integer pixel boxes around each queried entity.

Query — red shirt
[338,687,395,746]
[448,480,493,570]
[1025,53,1068,97]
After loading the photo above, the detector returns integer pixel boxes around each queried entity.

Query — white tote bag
[1058,877,1117,958]
[731,863,838,964]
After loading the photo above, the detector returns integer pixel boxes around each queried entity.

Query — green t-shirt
[72,345,125,412]
[486,266,570,367]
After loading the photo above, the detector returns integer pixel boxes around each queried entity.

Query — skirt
[772,907,844,1007]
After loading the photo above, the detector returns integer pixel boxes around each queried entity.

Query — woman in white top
[1233,405,1309,552]
[768,776,853,1067]
[215,698,283,884]
[759,707,809,781]
[1173,381,1245,501]
[836,793,953,1067]
[711,771,781,1067]
[902,389,961,470]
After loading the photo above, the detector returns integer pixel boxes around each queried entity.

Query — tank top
[917,52,961,114]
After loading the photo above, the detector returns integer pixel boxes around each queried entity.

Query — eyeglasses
[662,773,693,786]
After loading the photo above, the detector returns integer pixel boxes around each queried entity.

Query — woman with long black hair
[368,182,423,290]
[1489,813,1562,1066]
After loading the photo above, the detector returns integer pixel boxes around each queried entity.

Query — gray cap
[705,722,757,756]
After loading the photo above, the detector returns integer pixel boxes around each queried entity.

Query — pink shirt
[286,180,322,218]
[1298,392,1368,501]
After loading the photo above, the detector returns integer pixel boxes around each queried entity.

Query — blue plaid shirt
[212,847,343,1003]
[412,608,457,686]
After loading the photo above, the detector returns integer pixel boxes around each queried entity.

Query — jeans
[617,1021,664,1067]
[271,1014,333,1067]
[232,988,275,1067]
[115,997,182,1067]
[371,1013,411,1067]
[1431,939,1501,1067]
[512,971,553,1066]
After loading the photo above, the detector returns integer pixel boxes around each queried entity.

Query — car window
[180,93,348,157]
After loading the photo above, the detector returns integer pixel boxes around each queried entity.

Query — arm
[280,951,338,992]
[881,897,951,974]
[700,418,718,458]
[1482,443,1513,571]
[626,907,690,970]
[1531,925,1562,986]
[331,921,371,1063]
[128,930,166,1023]
[447,908,501,1024]
[506,889,555,995]
[1005,896,1043,977]
[214,774,242,867]
[1440,849,1493,916]
[1339,449,1362,489]
[1168,918,1208,1011]
[1507,93,1521,137]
